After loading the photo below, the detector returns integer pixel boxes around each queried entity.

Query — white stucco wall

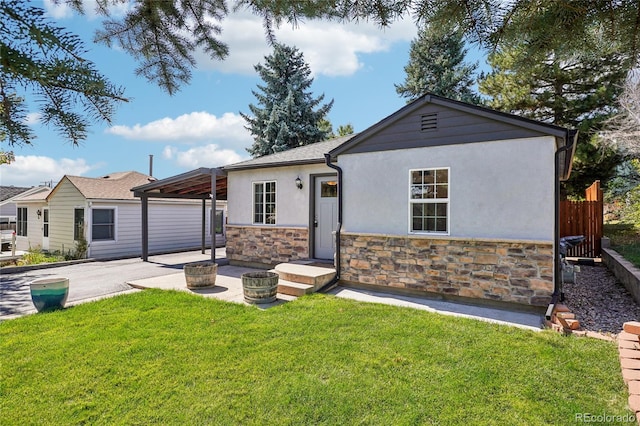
[339,136,556,241]
[227,163,335,227]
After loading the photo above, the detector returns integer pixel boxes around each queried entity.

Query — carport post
[201,199,206,254]
[141,195,149,261]
[211,171,216,264]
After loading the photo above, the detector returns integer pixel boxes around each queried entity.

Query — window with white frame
[17,207,27,236]
[410,168,449,233]
[92,208,115,241]
[253,181,276,225]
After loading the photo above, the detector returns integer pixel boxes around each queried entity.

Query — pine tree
[242,44,333,157]
[395,25,481,104]
[1,0,126,148]
[479,34,632,196]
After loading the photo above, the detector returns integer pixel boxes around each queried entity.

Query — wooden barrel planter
[184,262,217,289]
[30,277,69,312]
[242,271,279,304]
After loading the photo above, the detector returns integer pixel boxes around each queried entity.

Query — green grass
[0,291,631,425]
[605,222,640,268]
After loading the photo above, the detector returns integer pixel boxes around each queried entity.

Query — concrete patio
[127,264,297,309]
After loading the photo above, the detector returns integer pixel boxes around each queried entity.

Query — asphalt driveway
[0,249,224,319]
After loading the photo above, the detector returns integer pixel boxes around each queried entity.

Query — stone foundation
[340,232,554,306]
[226,225,309,267]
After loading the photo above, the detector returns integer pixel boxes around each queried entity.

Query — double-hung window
[253,181,276,225]
[17,207,27,236]
[92,208,115,241]
[410,168,449,234]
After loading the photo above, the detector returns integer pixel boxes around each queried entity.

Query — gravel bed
[563,261,640,334]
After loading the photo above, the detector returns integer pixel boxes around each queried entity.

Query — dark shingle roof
[223,135,355,171]
[0,186,31,202]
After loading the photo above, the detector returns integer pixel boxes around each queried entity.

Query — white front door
[314,176,338,259]
[42,208,49,250]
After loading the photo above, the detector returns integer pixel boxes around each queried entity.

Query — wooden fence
[559,180,603,258]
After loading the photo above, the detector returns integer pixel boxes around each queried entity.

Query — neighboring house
[0,186,49,230]
[14,171,227,258]
[12,186,52,250]
[223,94,577,307]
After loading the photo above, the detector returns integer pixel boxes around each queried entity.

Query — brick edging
[618,321,640,424]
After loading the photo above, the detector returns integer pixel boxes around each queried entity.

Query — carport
[131,167,227,262]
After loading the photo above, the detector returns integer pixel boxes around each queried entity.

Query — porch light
[36,209,42,218]
[295,176,303,190]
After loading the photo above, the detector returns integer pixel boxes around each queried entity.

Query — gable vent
[421,113,438,132]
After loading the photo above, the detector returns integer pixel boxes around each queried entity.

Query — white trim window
[17,207,27,236]
[91,208,116,241]
[409,168,449,234]
[253,181,276,225]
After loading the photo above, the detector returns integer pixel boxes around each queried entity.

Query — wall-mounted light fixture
[295,176,303,190]
[36,209,42,218]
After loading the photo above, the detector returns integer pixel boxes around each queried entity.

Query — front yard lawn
[0,290,631,424]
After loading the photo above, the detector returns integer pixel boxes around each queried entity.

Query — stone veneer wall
[340,232,554,306]
[226,225,309,266]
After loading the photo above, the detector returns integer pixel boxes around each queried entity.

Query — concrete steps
[272,262,336,296]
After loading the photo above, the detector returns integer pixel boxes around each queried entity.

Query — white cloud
[25,113,41,125]
[44,0,129,20]
[107,111,251,148]
[43,0,73,19]
[163,144,247,169]
[197,11,417,76]
[0,155,98,187]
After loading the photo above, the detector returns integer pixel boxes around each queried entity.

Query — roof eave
[222,158,326,172]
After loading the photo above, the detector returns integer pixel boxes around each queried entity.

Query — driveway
[0,249,224,319]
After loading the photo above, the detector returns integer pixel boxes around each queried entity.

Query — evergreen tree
[479,34,631,196]
[336,123,354,137]
[395,25,481,104]
[319,120,355,139]
[1,0,126,149]
[241,44,333,157]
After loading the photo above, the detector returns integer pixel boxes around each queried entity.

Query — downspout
[319,153,343,292]
[546,130,577,320]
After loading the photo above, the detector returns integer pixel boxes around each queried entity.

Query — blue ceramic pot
[30,277,69,312]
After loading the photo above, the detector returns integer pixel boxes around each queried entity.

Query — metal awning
[131,167,227,262]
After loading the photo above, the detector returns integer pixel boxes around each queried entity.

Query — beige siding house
[17,171,226,259]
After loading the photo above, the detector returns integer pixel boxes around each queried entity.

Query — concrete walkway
[130,266,544,331]
[2,249,544,331]
[328,287,544,331]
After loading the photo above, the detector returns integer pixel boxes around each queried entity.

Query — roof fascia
[131,167,225,194]
[222,158,325,172]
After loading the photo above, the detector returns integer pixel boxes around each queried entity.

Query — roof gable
[48,171,156,201]
[330,94,571,157]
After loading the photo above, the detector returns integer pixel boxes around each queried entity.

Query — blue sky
[2,1,488,187]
